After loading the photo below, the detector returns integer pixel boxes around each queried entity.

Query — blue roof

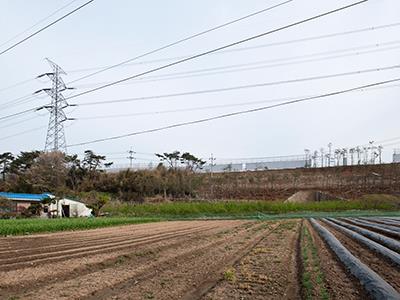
[0,192,53,202]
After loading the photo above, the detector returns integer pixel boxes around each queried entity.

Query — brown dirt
[0,220,302,300]
[305,221,369,300]
[203,220,301,300]
[1,218,396,300]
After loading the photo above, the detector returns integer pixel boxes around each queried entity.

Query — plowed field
[0,217,399,299]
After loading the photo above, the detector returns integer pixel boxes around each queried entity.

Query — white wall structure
[49,198,92,218]
[393,149,400,163]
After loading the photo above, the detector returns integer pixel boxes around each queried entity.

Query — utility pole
[342,148,348,166]
[312,151,318,168]
[356,146,361,165]
[35,59,74,152]
[127,148,136,169]
[335,149,341,166]
[304,149,310,168]
[378,145,383,164]
[209,153,216,200]
[349,148,355,165]
[320,148,324,168]
[327,143,332,167]
[209,153,216,176]
[363,146,369,165]
[369,141,376,164]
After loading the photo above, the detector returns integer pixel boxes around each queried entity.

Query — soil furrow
[4,221,257,299]
[0,222,247,297]
[305,220,369,299]
[83,221,280,300]
[322,221,400,291]
[0,221,232,253]
[203,220,301,300]
[0,224,215,263]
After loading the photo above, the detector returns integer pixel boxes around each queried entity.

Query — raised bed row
[309,218,400,300]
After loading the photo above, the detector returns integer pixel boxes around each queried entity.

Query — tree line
[0,150,206,205]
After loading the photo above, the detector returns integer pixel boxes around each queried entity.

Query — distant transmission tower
[35,59,74,152]
[127,148,136,168]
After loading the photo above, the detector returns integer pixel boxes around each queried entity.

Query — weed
[223,268,236,282]
[301,225,330,300]
[103,199,399,219]
[143,291,154,299]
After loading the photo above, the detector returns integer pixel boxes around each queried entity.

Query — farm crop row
[306,217,400,299]
[0,217,161,236]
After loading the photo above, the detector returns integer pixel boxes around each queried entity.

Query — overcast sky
[0,0,399,166]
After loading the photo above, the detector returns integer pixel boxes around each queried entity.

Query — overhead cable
[66,1,368,100]
[67,77,400,147]
[0,0,95,56]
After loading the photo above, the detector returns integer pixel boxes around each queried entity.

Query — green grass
[2,198,399,236]
[103,199,399,219]
[223,268,236,282]
[301,225,330,300]
[0,217,161,236]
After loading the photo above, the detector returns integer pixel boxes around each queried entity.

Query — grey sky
[0,0,399,166]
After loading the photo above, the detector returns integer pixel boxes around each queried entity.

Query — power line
[0,93,37,111]
[0,125,47,142]
[74,64,400,106]
[73,83,400,121]
[67,77,400,147]
[5,39,395,112]
[2,37,396,116]
[0,0,95,56]
[74,41,400,89]
[0,0,80,49]
[0,107,39,122]
[68,0,293,84]
[1,63,397,123]
[1,17,394,105]
[65,20,400,75]
[0,114,46,129]
[0,78,36,94]
[66,1,368,100]
[1,17,397,101]
[100,151,156,156]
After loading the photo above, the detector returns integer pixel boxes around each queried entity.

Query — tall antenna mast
[35,58,74,152]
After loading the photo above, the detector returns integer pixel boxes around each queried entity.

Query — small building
[0,192,92,217]
[48,198,92,218]
[0,192,52,213]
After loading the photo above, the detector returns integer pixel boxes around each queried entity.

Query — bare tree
[27,151,67,191]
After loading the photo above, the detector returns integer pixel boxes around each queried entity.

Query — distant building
[393,149,400,163]
[48,198,92,218]
[394,149,400,163]
[203,155,308,173]
[0,192,52,214]
[0,192,91,217]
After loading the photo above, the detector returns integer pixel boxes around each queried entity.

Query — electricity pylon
[35,59,74,152]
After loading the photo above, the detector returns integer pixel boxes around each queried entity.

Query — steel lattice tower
[35,59,73,153]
